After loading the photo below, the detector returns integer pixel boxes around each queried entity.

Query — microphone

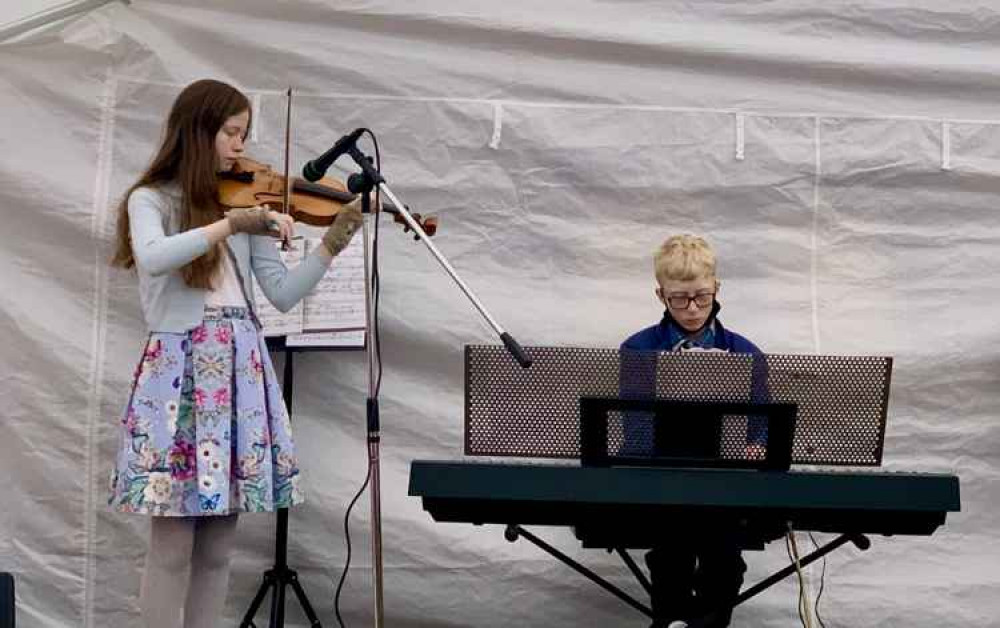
[301,128,365,182]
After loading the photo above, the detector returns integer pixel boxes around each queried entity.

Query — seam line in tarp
[111,76,1000,126]
[85,67,118,628]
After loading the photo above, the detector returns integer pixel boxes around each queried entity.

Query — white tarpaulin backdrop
[1,1,998,626]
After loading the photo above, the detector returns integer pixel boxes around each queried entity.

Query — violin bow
[281,86,292,249]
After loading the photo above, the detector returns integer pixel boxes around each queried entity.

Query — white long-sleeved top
[127,182,331,332]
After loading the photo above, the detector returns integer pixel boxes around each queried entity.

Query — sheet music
[252,238,305,337]
[301,234,366,332]
[286,329,366,348]
[252,226,368,345]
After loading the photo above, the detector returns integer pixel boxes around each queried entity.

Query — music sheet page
[286,329,366,347]
[253,228,367,347]
[301,233,366,332]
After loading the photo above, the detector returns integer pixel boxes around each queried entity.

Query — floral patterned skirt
[109,306,303,517]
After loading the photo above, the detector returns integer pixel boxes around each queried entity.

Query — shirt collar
[660,300,722,351]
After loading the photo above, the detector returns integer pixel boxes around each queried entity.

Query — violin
[217,157,438,237]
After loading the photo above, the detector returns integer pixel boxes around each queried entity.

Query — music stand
[578,397,797,471]
[240,335,359,628]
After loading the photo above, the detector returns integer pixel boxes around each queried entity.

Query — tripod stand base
[240,565,322,628]
[239,348,325,628]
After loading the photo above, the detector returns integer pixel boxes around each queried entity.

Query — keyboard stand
[503,523,871,627]
[504,525,652,618]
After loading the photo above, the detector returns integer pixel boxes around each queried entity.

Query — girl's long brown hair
[111,79,251,288]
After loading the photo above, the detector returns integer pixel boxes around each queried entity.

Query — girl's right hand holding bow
[225,199,361,258]
[227,206,294,242]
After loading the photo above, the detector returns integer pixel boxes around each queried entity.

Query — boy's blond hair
[654,234,717,284]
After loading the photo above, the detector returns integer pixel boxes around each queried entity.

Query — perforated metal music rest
[465,345,892,466]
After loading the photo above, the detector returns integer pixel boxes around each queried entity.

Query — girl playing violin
[108,78,362,628]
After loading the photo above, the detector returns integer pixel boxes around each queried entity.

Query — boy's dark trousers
[646,535,746,628]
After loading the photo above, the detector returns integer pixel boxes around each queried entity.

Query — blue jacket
[620,302,768,447]
[128,183,333,332]
[621,302,761,354]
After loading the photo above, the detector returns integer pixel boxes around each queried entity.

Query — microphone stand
[342,138,532,628]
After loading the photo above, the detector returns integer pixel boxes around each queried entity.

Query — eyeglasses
[665,292,715,309]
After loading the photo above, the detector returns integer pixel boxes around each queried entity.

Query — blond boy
[620,234,761,628]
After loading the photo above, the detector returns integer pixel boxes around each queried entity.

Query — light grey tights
[140,515,239,628]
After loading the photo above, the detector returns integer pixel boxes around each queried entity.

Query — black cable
[332,129,384,628]
[370,131,383,397]
[334,462,372,628]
